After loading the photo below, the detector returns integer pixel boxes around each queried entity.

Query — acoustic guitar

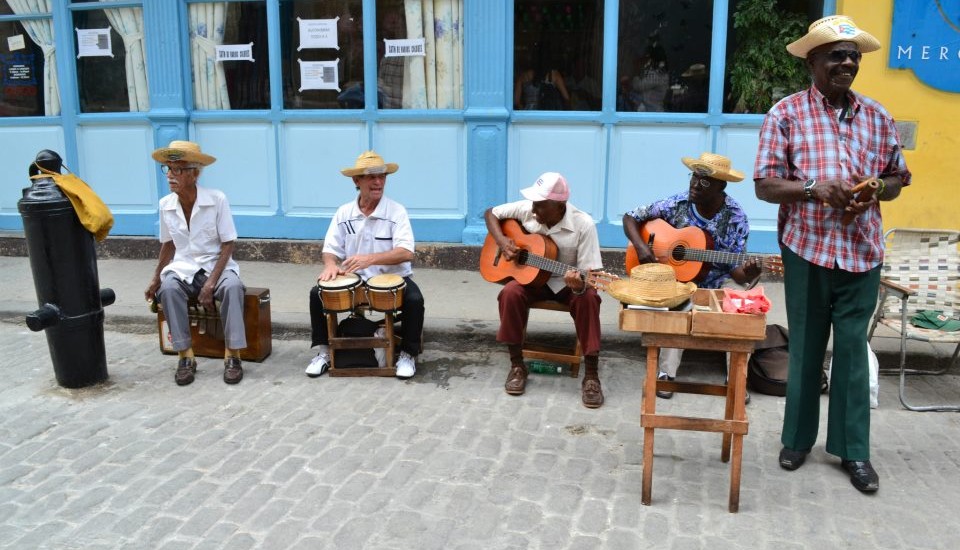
[480,219,617,290]
[625,218,783,283]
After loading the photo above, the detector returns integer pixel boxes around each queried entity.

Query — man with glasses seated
[622,152,761,400]
[304,151,424,380]
[144,140,246,386]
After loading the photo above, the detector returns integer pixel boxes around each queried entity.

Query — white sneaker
[306,347,330,377]
[395,351,416,379]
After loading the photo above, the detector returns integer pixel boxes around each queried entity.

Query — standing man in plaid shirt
[754,16,910,494]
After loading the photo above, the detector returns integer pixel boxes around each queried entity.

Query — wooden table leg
[727,351,748,513]
[641,345,659,505]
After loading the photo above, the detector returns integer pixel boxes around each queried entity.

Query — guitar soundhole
[671,246,686,261]
[517,249,529,265]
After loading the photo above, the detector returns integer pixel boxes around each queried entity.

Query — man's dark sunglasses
[816,49,862,63]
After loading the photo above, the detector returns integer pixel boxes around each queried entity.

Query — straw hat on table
[607,263,697,308]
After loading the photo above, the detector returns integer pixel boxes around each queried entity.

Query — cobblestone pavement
[1,321,959,550]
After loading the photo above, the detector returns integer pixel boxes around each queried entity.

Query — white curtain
[402,0,462,109]
[6,0,59,116]
[189,2,230,110]
[99,3,149,111]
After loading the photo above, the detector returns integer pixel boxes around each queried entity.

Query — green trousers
[780,246,880,461]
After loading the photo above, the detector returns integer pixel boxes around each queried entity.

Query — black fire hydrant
[18,150,114,388]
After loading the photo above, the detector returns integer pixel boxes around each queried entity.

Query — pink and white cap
[520,172,570,202]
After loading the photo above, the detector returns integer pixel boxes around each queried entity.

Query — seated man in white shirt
[305,151,425,379]
[144,140,246,386]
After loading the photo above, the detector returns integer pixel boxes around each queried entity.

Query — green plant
[728,0,810,113]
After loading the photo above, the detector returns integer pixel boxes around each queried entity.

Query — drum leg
[385,311,395,370]
[326,312,339,370]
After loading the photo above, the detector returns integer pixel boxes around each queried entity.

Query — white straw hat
[340,151,399,177]
[786,15,881,59]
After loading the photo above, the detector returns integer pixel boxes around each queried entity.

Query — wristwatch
[803,179,817,200]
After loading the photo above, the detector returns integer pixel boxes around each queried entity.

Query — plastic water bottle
[527,360,569,375]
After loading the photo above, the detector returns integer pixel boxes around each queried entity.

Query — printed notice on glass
[76,28,113,58]
[7,35,25,52]
[298,58,339,92]
[383,38,425,57]
[298,17,339,50]
[216,43,255,62]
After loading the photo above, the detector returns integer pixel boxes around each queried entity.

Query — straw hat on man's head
[607,263,697,309]
[341,151,399,177]
[680,152,744,182]
[151,140,216,166]
[786,15,881,59]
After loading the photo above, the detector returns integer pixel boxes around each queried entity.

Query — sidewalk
[2,255,960,548]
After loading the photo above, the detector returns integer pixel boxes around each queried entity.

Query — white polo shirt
[323,195,414,280]
[159,186,239,284]
[491,199,602,293]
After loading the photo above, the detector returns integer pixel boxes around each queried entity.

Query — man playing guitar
[484,172,606,408]
[623,152,761,400]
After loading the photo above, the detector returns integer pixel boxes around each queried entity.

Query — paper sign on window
[7,35,25,52]
[298,17,339,51]
[298,58,340,92]
[76,28,113,58]
[216,43,255,62]
[383,38,425,57]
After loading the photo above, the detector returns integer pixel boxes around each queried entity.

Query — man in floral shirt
[624,152,760,399]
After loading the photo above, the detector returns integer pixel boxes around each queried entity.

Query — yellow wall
[839,0,959,230]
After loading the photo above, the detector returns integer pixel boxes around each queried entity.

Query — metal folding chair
[867,228,960,411]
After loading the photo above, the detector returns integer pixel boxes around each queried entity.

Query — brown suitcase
[157,287,272,362]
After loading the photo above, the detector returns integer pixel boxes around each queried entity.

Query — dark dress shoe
[779,447,810,470]
[505,364,528,395]
[175,357,197,386]
[223,357,243,384]
[582,378,604,408]
[656,371,674,399]
[841,460,879,493]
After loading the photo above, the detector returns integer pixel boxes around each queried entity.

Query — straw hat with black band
[786,15,881,59]
[151,140,216,166]
[680,152,745,182]
[607,263,697,309]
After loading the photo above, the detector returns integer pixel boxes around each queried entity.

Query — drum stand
[325,308,397,377]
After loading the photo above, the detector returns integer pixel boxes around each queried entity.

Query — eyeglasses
[689,174,713,189]
[160,165,197,176]
[816,49,862,63]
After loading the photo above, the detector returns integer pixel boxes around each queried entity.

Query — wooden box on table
[156,287,272,362]
[619,289,766,340]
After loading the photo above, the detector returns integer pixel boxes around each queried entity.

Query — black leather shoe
[175,357,197,386]
[656,371,674,399]
[841,460,879,493]
[223,357,243,385]
[779,447,810,470]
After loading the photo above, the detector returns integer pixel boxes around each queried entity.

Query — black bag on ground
[748,324,789,396]
[334,315,379,368]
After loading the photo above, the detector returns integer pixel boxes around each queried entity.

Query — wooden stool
[325,308,397,377]
[641,332,753,512]
[522,300,582,378]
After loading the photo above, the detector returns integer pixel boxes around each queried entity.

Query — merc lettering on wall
[889,0,960,92]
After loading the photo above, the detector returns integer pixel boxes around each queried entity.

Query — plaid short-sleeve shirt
[754,86,911,272]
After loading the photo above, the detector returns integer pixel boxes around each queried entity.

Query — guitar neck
[679,248,763,267]
[520,250,581,278]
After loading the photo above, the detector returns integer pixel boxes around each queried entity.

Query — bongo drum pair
[317,273,406,313]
